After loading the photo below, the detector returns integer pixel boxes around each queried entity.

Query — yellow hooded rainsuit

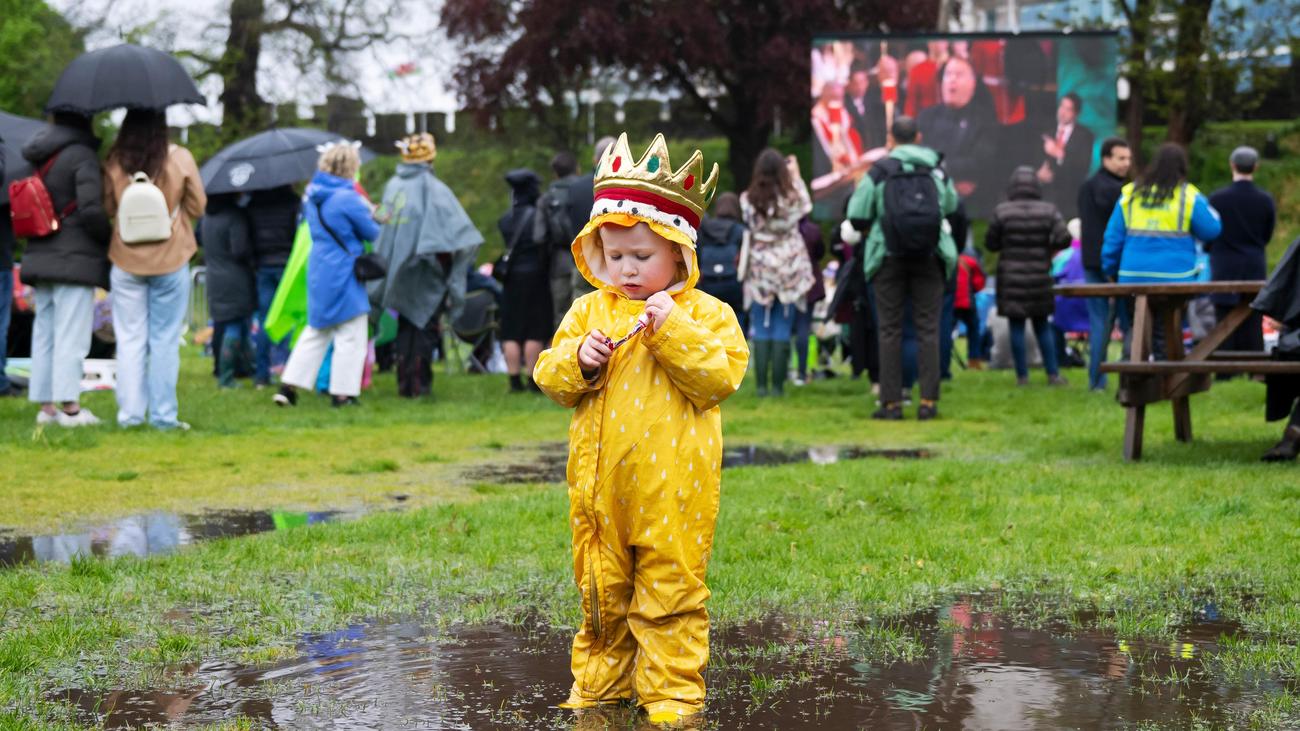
[533,210,749,720]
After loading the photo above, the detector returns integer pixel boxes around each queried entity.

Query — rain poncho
[367,162,483,327]
[534,208,749,720]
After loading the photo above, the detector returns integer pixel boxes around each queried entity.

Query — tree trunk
[1165,0,1215,146]
[1123,0,1155,168]
[218,0,269,140]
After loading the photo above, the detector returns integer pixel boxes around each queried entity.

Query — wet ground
[465,443,929,485]
[2,443,918,571]
[51,599,1286,730]
[0,509,353,569]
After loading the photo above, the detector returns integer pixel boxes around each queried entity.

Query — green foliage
[0,0,84,117]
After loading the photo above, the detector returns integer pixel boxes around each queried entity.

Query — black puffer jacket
[985,166,1070,320]
[199,197,258,322]
[18,124,112,288]
[245,185,301,269]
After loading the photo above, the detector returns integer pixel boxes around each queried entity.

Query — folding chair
[446,289,500,374]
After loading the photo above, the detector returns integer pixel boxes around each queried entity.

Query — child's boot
[770,341,791,396]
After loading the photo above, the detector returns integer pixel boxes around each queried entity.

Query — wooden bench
[1055,281,1300,460]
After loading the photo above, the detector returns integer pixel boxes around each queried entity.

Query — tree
[178,0,410,141]
[1114,0,1155,164]
[441,0,939,189]
[0,0,85,117]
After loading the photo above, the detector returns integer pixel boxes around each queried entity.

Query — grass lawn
[2,347,1299,728]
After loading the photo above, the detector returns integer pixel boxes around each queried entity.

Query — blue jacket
[303,171,380,329]
[1101,182,1221,283]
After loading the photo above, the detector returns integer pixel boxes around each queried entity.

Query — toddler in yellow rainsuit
[533,133,749,725]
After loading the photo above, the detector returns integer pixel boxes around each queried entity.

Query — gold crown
[396,133,437,163]
[594,133,720,224]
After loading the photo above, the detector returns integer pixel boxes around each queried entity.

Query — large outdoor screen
[811,32,1119,220]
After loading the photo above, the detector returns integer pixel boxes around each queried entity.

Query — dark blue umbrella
[0,110,47,205]
[45,44,204,114]
[200,128,376,195]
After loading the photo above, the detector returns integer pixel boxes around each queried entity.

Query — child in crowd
[533,133,749,726]
[954,250,987,369]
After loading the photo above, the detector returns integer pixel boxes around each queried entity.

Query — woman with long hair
[740,149,814,396]
[104,109,207,430]
[1101,143,1221,284]
[18,111,112,426]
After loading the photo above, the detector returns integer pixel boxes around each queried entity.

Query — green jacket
[845,144,959,281]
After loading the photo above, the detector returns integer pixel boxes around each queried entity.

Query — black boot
[509,374,525,393]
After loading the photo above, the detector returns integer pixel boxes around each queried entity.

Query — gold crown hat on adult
[396,132,437,163]
[572,133,719,294]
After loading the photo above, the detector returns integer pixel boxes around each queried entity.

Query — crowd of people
[0,108,1294,458]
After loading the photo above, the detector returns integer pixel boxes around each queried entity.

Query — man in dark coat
[1036,93,1095,217]
[200,194,258,387]
[18,113,112,426]
[985,166,1071,386]
[244,184,301,386]
[537,150,592,327]
[1207,146,1276,360]
[1253,236,1300,461]
[1075,137,1131,391]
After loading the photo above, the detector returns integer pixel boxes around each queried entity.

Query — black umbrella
[0,110,47,205]
[45,43,204,115]
[200,128,377,195]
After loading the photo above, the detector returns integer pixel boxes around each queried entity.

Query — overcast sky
[51,0,460,125]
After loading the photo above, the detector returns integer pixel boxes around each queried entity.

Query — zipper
[588,558,602,637]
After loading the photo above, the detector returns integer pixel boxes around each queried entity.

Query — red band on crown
[594,187,700,229]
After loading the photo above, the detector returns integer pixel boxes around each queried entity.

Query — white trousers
[28,284,94,404]
[280,314,367,397]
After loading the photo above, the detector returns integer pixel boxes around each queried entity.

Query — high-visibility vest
[1119,181,1199,238]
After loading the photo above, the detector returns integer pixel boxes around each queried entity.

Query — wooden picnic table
[1054,281,1283,461]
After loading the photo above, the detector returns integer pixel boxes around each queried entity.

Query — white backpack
[118,172,179,245]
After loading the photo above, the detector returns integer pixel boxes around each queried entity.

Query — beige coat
[103,145,207,276]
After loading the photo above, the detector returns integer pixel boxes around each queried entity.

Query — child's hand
[578,330,612,374]
[644,292,675,332]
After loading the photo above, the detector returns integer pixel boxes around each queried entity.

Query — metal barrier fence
[188,266,208,338]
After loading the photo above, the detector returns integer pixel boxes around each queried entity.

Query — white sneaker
[792,377,807,387]
[155,420,191,432]
[56,408,101,428]
[36,410,59,426]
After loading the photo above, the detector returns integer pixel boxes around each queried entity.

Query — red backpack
[9,154,76,239]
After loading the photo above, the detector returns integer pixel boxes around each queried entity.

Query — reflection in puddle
[465,443,930,486]
[50,600,1284,730]
[0,510,346,569]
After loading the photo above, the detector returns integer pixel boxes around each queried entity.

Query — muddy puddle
[0,509,353,569]
[466,443,929,485]
[50,599,1284,730]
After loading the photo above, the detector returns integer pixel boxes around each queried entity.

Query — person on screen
[813,78,864,173]
[845,61,888,152]
[916,56,997,208]
[1036,93,1095,216]
[902,42,943,118]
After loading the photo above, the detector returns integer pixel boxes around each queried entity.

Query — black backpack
[534,182,576,255]
[873,156,945,259]
[696,221,740,283]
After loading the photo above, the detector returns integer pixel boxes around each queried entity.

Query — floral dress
[740,179,815,311]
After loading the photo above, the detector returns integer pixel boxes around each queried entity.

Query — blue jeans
[749,302,795,341]
[255,266,287,384]
[1008,316,1059,379]
[111,265,190,428]
[0,268,11,391]
[792,306,813,377]
[939,290,955,379]
[1084,268,1117,389]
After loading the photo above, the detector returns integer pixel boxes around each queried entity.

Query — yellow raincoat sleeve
[643,298,749,411]
[534,296,611,409]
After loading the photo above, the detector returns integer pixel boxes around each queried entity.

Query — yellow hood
[572,212,700,298]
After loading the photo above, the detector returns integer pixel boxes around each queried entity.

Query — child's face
[599,223,684,300]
